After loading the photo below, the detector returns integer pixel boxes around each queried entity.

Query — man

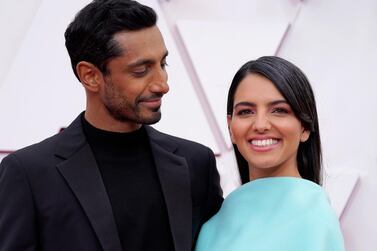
[0,1,223,250]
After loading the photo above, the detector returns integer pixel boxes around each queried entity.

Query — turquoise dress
[195,177,345,251]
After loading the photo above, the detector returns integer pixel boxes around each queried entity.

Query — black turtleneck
[82,116,174,251]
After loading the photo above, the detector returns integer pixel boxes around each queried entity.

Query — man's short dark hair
[64,0,157,80]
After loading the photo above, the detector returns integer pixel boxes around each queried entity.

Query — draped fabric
[196,177,345,251]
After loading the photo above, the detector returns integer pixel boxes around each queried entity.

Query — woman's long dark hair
[227,56,322,185]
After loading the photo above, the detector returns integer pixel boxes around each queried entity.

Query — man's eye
[161,61,169,69]
[133,68,148,76]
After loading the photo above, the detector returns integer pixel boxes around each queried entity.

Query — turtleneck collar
[81,114,150,156]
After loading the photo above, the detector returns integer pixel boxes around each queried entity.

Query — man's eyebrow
[127,59,153,68]
[233,100,288,109]
[127,51,169,68]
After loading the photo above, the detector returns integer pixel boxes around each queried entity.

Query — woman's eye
[272,107,289,114]
[236,109,254,116]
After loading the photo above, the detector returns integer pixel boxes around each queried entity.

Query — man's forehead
[113,27,167,59]
[113,26,163,47]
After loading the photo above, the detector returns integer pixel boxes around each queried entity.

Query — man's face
[100,26,169,126]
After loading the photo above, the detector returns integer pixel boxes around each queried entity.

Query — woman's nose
[252,113,271,132]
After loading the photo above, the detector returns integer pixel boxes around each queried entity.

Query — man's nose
[150,68,169,94]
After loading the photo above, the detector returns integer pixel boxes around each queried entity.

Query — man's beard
[105,101,162,125]
[103,80,162,125]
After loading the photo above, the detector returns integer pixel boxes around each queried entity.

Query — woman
[195,56,345,251]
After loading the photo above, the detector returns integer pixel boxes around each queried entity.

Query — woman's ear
[300,129,310,142]
[227,115,235,143]
[76,61,102,92]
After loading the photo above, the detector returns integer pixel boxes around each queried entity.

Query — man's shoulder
[6,132,64,162]
[4,114,83,164]
[146,126,216,163]
[147,126,211,151]
[164,132,208,149]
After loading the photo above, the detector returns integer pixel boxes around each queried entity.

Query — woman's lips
[248,138,280,152]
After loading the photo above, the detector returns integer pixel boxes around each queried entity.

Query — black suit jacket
[0,115,223,251]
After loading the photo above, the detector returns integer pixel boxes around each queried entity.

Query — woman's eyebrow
[234,100,287,109]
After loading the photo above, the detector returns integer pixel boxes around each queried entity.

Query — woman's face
[228,73,309,180]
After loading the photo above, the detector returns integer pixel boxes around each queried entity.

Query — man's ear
[76,61,103,92]
[227,115,235,143]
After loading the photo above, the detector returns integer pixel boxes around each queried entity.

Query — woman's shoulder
[224,177,326,206]
[195,177,345,251]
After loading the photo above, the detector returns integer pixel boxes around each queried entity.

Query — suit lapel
[146,126,192,251]
[55,115,122,251]
[54,118,192,251]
